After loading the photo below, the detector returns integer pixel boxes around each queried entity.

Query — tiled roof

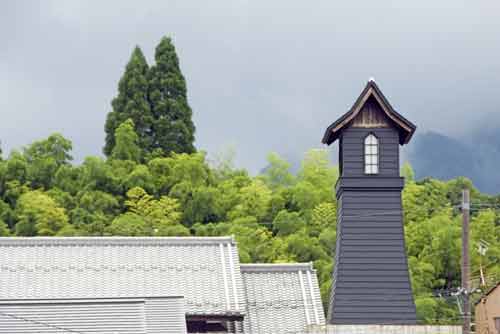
[0,237,326,333]
[0,237,245,316]
[240,263,325,334]
[0,296,186,334]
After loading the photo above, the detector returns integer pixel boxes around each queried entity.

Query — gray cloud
[1,0,500,172]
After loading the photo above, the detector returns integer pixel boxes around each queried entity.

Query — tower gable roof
[322,80,416,145]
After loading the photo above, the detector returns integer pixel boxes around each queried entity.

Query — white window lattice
[364,134,379,174]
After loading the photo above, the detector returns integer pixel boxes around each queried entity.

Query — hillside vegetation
[0,141,499,323]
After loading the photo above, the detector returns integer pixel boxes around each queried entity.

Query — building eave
[322,80,416,146]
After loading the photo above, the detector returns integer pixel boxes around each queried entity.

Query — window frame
[364,133,379,175]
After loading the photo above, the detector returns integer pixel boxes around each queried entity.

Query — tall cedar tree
[148,37,196,154]
[104,46,152,156]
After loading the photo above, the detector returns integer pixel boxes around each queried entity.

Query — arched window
[364,134,379,174]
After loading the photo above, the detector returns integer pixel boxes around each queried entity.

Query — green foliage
[260,152,295,189]
[0,199,15,229]
[70,190,120,235]
[1,124,499,325]
[20,134,73,189]
[285,231,328,263]
[228,179,272,220]
[104,46,152,157]
[148,37,196,155]
[108,187,187,236]
[470,209,500,280]
[0,219,9,236]
[273,210,305,236]
[401,161,415,183]
[24,133,73,167]
[111,119,141,162]
[105,38,196,157]
[291,149,338,213]
[311,202,336,236]
[415,296,438,323]
[108,213,148,236]
[15,190,70,236]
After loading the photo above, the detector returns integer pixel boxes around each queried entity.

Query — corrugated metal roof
[0,296,186,334]
[240,263,325,334]
[0,237,244,316]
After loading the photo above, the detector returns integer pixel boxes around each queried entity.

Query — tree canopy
[104,46,152,157]
[148,37,196,155]
[1,135,498,324]
[104,38,195,158]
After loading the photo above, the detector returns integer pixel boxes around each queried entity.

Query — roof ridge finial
[368,77,376,83]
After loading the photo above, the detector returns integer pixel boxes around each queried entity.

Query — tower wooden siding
[340,127,400,177]
[323,80,417,325]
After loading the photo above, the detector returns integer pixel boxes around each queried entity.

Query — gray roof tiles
[0,237,325,333]
[240,263,325,334]
[0,237,244,316]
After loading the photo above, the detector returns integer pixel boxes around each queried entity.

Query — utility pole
[462,188,471,334]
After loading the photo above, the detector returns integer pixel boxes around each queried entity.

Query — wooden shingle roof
[322,80,416,145]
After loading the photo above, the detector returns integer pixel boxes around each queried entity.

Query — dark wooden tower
[322,80,417,324]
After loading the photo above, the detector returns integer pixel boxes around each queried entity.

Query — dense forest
[0,36,499,325]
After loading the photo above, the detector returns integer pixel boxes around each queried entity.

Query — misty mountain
[406,130,500,194]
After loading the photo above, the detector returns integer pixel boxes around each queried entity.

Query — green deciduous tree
[272,210,305,236]
[80,157,121,194]
[182,186,222,226]
[260,152,295,189]
[107,213,148,236]
[229,179,272,220]
[53,164,83,195]
[401,161,415,183]
[25,133,72,184]
[193,216,281,263]
[291,149,338,213]
[0,219,9,236]
[109,187,187,236]
[124,164,155,193]
[104,46,152,156]
[24,133,73,167]
[70,190,120,235]
[15,190,70,236]
[111,119,142,162]
[148,37,195,155]
[311,202,336,231]
[285,231,329,263]
[470,209,500,282]
[0,199,15,229]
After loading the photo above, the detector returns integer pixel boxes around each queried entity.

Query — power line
[0,310,88,334]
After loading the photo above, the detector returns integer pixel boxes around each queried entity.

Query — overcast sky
[1,0,500,172]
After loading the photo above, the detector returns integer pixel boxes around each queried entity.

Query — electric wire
[0,310,89,334]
